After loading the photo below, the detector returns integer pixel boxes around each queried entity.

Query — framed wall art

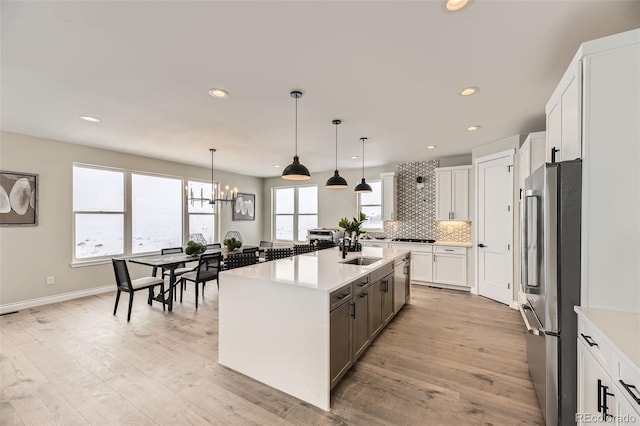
[233,193,255,221]
[0,171,38,226]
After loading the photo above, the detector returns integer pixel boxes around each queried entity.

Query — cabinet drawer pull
[580,333,599,347]
[444,249,454,252]
[597,379,614,420]
[337,293,350,300]
[351,302,356,319]
[619,380,640,405]
[359,292,368,298]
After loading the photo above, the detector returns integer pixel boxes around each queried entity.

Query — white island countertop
[574,306,640,369]
[218,245,410,411]
[220,246,409,293]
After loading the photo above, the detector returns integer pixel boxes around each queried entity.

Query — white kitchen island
[218,246,410,411]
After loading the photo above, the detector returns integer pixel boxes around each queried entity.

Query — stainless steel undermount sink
[340,257,382,266]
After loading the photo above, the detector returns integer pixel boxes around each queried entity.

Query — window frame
[272,184,318,242]
[186,179,218,245]
[358,179,383,232]
[72,164,220,265]
[130,171,184,255]
[72,163,126,263]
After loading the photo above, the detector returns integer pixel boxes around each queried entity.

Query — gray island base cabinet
[218,247,410,411]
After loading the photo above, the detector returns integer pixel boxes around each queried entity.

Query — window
[359,180,383,231]
[273,185,318,242]
[73,164,224,263]
[132,173,183,254]
[186,180,217,244]
[73,165,125,259]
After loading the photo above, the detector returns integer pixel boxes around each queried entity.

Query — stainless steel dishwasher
[393,253,410,312]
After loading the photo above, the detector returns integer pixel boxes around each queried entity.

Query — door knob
[477,243,487,248]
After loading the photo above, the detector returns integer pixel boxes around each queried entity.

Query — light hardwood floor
[0,284,544,425]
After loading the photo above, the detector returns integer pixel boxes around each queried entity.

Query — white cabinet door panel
[410,251,432,283]
[433,254,466,286]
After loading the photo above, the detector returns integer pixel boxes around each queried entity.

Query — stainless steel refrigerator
[519,160,582,425]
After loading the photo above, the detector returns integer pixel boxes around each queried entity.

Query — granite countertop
[574,306,640,369]
[219,246,409,293]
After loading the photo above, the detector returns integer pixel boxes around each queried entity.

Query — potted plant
[338,212,367,238]
[223,237,242,251]
[185,240,206,256]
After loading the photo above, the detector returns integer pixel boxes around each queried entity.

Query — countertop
[574,306,640,369]
[361,239,473,248]
[220,246,409,293]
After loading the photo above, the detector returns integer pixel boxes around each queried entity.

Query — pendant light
[325,119,348,189]
[354,137,372,193]
[282,90,311,180]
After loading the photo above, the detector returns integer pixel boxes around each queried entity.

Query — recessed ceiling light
[209,88,229,98]
[467,125,481,131]
[459,86,478,96]
[79,115,100,123]
[444,0,470,12]
[351,156,359,159]
[426,145,437,150]
[273,165,281,168]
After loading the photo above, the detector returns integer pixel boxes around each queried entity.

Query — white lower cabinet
[359,240,389,249]
[433,246,467,287]
[390,244,468,288]
[577,339,618,424]
[576,309,640,425]
[410,250,433,283]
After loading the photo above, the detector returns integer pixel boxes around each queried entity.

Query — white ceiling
[2,1,639,177]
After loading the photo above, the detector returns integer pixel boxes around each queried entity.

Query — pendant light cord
[210,149,215,199]
[295,96,298,156]
[361,138,365,179]
[335,124,338,169]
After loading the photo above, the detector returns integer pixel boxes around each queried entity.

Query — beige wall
[0,131,263,306]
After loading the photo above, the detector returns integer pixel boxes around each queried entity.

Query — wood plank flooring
[0,284,544,425]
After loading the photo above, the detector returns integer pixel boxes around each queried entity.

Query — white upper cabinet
[552,29,640,312]
[380,172,397,221]
[435,166,470,221]
[518,131,546,195]
[546,57,582,163]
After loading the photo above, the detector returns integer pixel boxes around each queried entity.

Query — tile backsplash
[436,221,472,242]
[375,160,472,244]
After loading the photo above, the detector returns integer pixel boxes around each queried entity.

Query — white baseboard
[0,285,113,315]
[509,301,520,310]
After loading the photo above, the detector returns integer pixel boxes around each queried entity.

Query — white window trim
[272,184,318,242]
[358,179,384,232]
[71,164,220,266]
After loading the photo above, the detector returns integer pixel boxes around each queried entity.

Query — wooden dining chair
[112,258,165,322]
[178,252,222,309]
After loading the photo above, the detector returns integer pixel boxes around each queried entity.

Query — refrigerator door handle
[522,190,540,291]
[518,304,544,336]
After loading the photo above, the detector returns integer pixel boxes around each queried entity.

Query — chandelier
[188,148,237,206]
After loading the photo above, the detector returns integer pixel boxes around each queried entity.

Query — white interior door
[476,151,514,305]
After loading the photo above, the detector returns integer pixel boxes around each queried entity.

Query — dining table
[129,248,224,311]
[128,246,260,311]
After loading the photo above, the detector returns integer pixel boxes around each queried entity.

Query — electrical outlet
[46,276,55,285]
